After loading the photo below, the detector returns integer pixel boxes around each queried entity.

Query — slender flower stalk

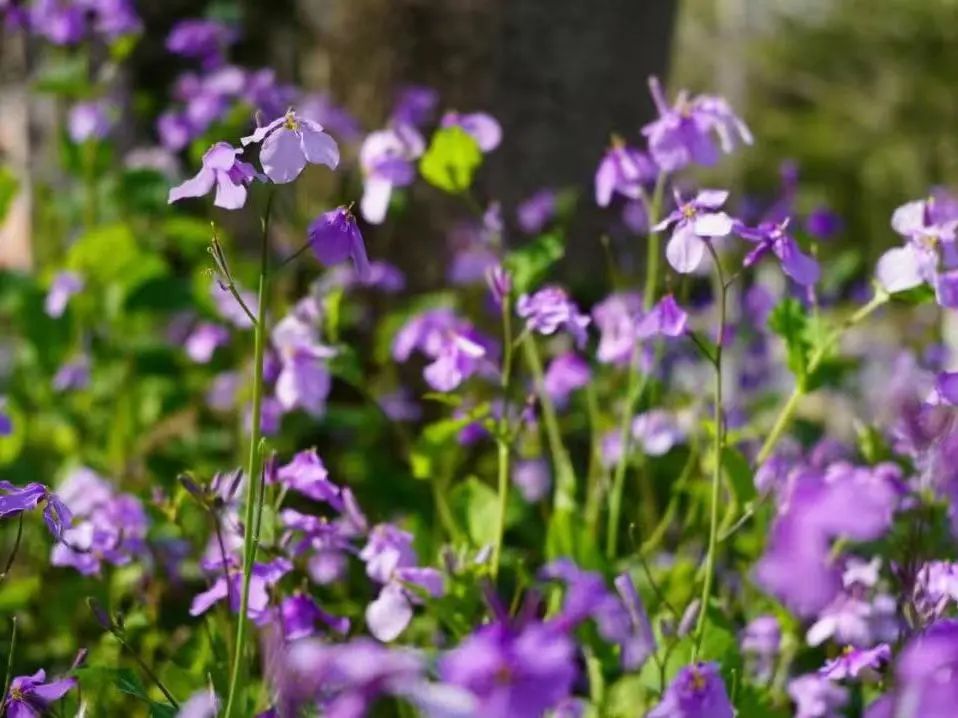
[606,172,666,559]
[492,291,515,578]
[694,242,729,655]
[223,189,274,718]
[2,617,16,700]
[521,334,576,538]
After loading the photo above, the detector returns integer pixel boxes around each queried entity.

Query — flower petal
[300,122,340,169]
[366,583,413,642]
[360,177,393,224]
[213,172,248,210]
[665,224,706,273]
[168,167,216,204]
[876,245,925,293]
[260,127,307,184]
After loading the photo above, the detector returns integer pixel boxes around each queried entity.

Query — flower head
[647,662,734,718]
[821,644,891,681]
[788,673,848,718]
[2,669,76,716]
[595,140,657,207]
[517,189,557,234]
[44,271,83,318]
[308,206,370,281]
[735,217,820,286]
[67,100,113,143]
[516,286,590,348]
[358,124,424,223]
[168,142,257,210]
[165,19,237,69]
[655,190,734,274]
[241,109,339,184]
[0,481,71,540]
[642,76,752,173]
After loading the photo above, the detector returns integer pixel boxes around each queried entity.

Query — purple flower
[440,621,577,718]
[592,292,644,365]
[392,309,491,392]
[185,322,230,363]
[655,190,734,274]
[636,293,689,339]
[168,142,257,210]
[821,644,891,681]
[50,467,148,575]
[52,355,90,392]
[270,314,336,417]
[2,669,76,717]
[241,110,340,184]
[543,352,590,408]
[788,674,848,718]
[613,573,657,670]
[647,662,734,718]
[742,616,780,682]
[440,110,502,152]
[157,111,192,152]
[595,140,656,207]
[67,100,112,143]
[876,195,958,298]
[512,459,551,503]
[517,189,557,234]
[299,93,362,142]
[359,524,416,584]
[735,217,820,285]
[392,85,439,127]
[44,271,83,318]
[28,0,84,44]
[486,264,512,308]
[0,481,71,540]
[516,286,590,348]
[165,19,237,69]
[359,124,424,224]
[366,568,443,642]
[273,449,343,507]
[191,558,292,623]
[177,690,220,718]
[882,619,958,717]
[642,76,752,173]
[307,206,370,281]
[806,207,843,239]
[914,561,958,621]
[631,410,685,456]
[280,593,349,640]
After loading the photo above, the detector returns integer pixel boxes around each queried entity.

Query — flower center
[681,203,697,220]
[283,111,300,132]
[690,668,707,691]
[9,686,23,701]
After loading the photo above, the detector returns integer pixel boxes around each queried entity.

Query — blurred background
[3,0,958,282]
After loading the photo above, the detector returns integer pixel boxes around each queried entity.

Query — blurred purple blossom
[44,271,83,318]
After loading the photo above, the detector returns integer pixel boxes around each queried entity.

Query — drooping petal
[876,245,925,293]
[31,677,77,703]
[360,177,393,224]
[299,120,340,169]
[168,167,216,204]
[665,224,706,273]
[693,211,733,237]
[775,237,821,286]
[366,583,413,642]
[594,155,616,207]
[260,127,307,183]
[213,172,248,210]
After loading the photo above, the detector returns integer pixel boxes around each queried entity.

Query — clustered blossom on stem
[655,189,734,274]
[168,141,258,210]
[359,122,425,224]
[241,109,340,184]
[594,139,657,207]
[516,286,591,348]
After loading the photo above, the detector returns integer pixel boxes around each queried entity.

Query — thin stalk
[492,294,515,578]
[223,189,274,718]
[521,334,575,512]
[0,514,24,584]
[115,634,180,710]
[2,616,17,699]
[606,173,666,560]
[694,243,728,656]
[583,384,605,537]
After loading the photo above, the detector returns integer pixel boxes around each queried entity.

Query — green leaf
[419,126,482,193]
[66,224,167,295]
[0,166,18,223]
[721,447,756,504]
[767,297,811,379]
[450,477,500,546]
[503,232,565,294]
[889,283,936,305]
[409,405,488,479]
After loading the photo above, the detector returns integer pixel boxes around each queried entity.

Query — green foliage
[504,232,566,294]
[419,126,483,193]
[0,166,18,223]
[767,297,813,381]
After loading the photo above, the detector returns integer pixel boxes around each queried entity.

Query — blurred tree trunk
[314,0,678,287]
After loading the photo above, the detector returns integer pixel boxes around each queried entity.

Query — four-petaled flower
[735,217,821,286]
[168,142,258,210]
[241,109,339,184]
[655,189,734,274]
[594,138,657,207]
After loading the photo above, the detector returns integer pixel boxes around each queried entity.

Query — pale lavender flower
[512,459,551,503]
[631,409,685,456]
[241,109,339,184]
[165,19,236,69]
[191,558,292,623]
[52,355,90,392]
[177,690,219,718]
[516,286,590,348]
[392,85,438,127]
[168,142,257,210]
[67,100,112,143]
[280,593,349,640]
[185,322,230,363]
[595,141,656,207]
[788,674,848,718]
[742,616,780,682]
[543,352,590,408]
[441,111,502,152]
[270,314,336,417]
[636,294,689,339]
[876,195,958,298]
[358,124,424,223]
[308,206,370,281]
[655,190,734,274]
[592,292,644,365]
[157,110,192,152]
[299,93,362,142]
[642,76,752,173]
[517,189,557,234]
[273,449,343,508]
[392,309,490,392]
[44,271,83,318]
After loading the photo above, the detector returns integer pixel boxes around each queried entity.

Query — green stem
[2,616,17,699]
[492,294,515,578]
[115,635,180,710]
[605,173,666,560]
[583,384,605,537]
[521,334,575,512]
[694,243,728,656]
[223,190,274,718]
[0,514,24,584]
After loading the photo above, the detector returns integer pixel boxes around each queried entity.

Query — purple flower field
[1,2,958,717]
